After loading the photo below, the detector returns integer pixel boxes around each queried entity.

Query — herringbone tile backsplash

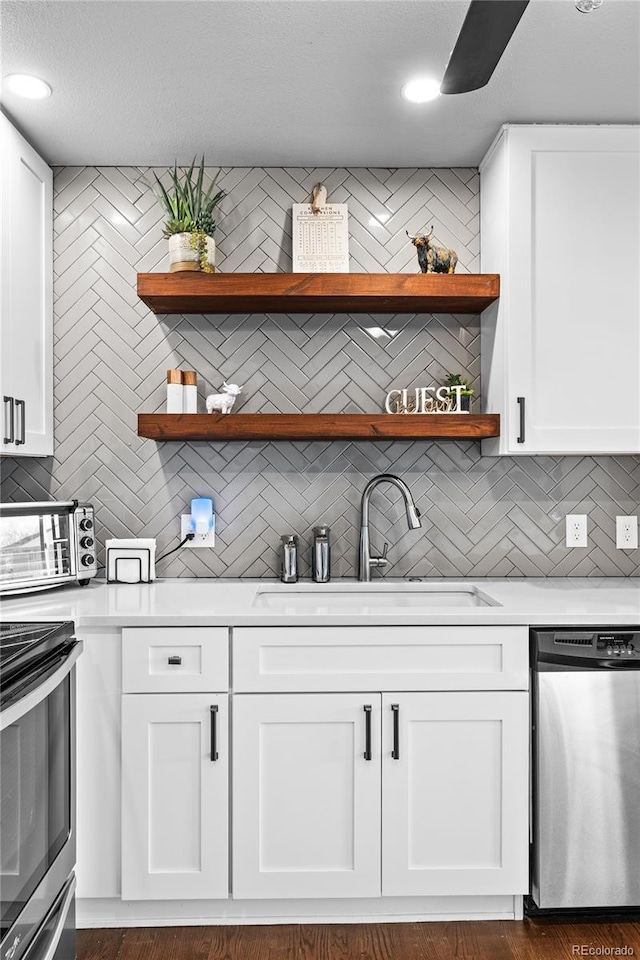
[2,166,639,577]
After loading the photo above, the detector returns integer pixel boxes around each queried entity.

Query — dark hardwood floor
[78,918,640,960]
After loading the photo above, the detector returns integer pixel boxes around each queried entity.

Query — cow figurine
[406,228,458,274]
[206,382,243,414]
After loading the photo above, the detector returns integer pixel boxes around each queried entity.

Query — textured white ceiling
[1,0,639,166]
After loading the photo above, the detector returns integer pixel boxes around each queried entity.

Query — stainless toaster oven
[0,501,97,596]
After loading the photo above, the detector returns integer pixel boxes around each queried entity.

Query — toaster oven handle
[0,641,83,732]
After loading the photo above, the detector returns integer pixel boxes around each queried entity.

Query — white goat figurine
[206,382,243,415]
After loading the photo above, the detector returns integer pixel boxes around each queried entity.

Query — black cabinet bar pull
[516,396,525,444]
[363,705,372,761]
[15,399,25,445]
[167,655,182,665]
[391,703,400,760]
[3,396,14,444]
[15,399,25,446]
[210,705,219,762]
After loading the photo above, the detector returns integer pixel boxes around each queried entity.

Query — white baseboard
[78,895,524,928]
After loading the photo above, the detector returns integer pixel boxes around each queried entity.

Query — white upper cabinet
[0,113,53,457]
[480,125,640,455]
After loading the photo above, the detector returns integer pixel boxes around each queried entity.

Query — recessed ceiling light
[401,78,441,104]
[4,74,52,100]
[575,0,602,11]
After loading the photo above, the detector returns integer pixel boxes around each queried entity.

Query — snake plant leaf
[152,172,179,220]
[194,157,205,220]
[203,168,223,205]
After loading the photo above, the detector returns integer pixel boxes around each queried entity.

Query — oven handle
[0,641,83,732]
[23,874,76,960]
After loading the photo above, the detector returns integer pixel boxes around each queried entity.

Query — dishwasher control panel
[597,634,637,657]
[534,629,640,664]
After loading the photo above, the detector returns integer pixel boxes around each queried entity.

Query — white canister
[183,370,198,413]
[166,369,183,413]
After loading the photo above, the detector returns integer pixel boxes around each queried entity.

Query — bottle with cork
[182,370,198,413]
[166,370,199,413]
[166,369,183,413]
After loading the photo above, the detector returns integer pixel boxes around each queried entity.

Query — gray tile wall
[1,166,639,577]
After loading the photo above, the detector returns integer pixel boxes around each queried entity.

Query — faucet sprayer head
[406,502,422,529]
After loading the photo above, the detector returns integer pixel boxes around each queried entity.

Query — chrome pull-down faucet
[358,474,422,582]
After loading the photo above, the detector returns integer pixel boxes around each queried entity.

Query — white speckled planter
[168,233,215,272]
[205,236,216,270]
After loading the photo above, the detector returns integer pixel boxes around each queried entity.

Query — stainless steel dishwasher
[530,627,640,912]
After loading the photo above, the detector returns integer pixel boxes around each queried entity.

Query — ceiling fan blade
[441,0,530,95]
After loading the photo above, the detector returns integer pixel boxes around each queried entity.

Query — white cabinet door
[121,693,228,900]
[382,692,529,897]
[481,125,640,455]
[0,114,53,457]
[233,693,381,899]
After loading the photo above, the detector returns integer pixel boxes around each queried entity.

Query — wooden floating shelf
[137,272,500,315]
[137,413,500,442]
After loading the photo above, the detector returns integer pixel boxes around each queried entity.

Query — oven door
[0,643,81,960]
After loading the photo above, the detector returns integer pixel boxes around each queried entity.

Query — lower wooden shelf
[137,413,500,441]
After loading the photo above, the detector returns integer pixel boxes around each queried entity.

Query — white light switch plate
[181,514,215,548]
[616,515,638,550]
[565,514,588,548]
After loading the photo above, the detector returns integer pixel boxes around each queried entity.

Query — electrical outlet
[181,514,215,548]
[616,515,638,550]
[565,514,588,548]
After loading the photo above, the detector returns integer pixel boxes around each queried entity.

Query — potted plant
[149,158,225,273]
[445,373,474,412]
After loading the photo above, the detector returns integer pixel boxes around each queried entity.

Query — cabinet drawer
[122,628,229,692]
[233,627,528,692]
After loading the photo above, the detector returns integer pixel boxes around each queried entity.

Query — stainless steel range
[0,621,82,960]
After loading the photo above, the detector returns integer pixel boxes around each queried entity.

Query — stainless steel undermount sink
[252,583,499,610]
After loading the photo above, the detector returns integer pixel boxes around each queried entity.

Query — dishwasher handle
[537,656,640,672]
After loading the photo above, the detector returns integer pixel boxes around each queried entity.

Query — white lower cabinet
[232,688,529,900]
[232,693,381,899]
[115,625,529,909]
[382,692,529,897]
[121,693,229,900]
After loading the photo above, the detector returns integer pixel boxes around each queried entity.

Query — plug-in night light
[190,498,214,536]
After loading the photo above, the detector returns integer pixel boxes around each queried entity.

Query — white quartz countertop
[0,577,638,627]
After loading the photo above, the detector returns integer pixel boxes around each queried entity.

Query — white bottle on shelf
[183,370,198,413]
[166,369,183,413]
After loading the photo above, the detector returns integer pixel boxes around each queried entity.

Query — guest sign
[386,386,469,414]
[292,202,349,273]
